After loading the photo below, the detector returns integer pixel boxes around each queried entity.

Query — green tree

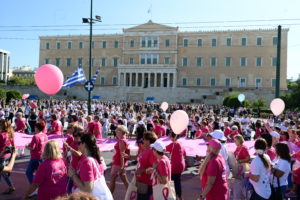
[6,90,22,102]
[223,92,242,108]
[280,78,300,109]
[0,88,6,99]
[8,76,35,85]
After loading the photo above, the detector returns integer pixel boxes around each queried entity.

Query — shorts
[110,165,125,176]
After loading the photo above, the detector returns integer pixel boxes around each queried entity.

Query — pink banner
[14,133,257,157]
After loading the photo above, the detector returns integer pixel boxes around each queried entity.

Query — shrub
[6,90,22,102]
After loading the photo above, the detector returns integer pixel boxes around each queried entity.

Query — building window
[196,78,201,86]
[113,58,118,67]
[130,40,135,48]
[153,54,158,64]
[241,37,247,46]
[239,78,246,87]
[256,57,262,66]
[153,37,158,47]
[78,58,83,66]
[196,57,203,67]
[211,38,217,47]
[210,78,216,87]
[112,77,117,85]
[114,40,119,48]
[55,58,60,67]
[226,38,232,46]
[79,41,83,49]
[182,78,187,86]
[272,79,276,87]
[164,57,170,64]
[140,54,158,64]
[147,55,151,64]
[255,78,262,88]
[56,42,61,49]
[45,59,49,64]
[256,37,262,46]
[141,54,145,64]
[225,78,231,87]
[102,41,106,48]
[147,37,152,47]
[100,77,105,85]
[129,57,134,64]
[240,57,247,67]
[67,58,72,67]
[210,57,217,67]
[101,58,106,67]
[197,39,203,47]
[182,57,188,67]
[183,39,189,47]
[225,57,232,66]
[272,57,277,66]
[165,39,170,47]
[67,41,72,49]
[273,37,278,46]
[46,42,50,49]
[141,37,146,48]
[91,41,95,49]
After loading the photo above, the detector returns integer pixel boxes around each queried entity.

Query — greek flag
[63,65,86,87]
[91,69,100,82]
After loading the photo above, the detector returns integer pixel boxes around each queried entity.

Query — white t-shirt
[250,155,272,199]
[271,158,291,188]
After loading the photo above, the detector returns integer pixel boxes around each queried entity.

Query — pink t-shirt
[93,121,102,139]
[224,127,231,137]
[234,145,250,161]
[136,148,157,185]
[29,133,48,160]
[195,129,202,138]
[153,155,171,185]
[33,158,68,200]
[266,147,277,161]
[201,155,228,200]
[112,138,129,166]
[70,141,80,170]
[50,120,62,135]
[166,142,186,174]
[0,132,14,158]
[15,119,26,133]
[63,135,74,154]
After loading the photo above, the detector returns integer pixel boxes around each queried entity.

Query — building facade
[39,21,288,103]
[11,66,35,78]
[0,49,10,83]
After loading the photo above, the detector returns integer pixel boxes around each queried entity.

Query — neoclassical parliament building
[39,21,288,103]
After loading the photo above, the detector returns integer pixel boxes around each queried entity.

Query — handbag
[74,157,113,200]
[125,175,137,200]
[270,173,282,200]
[153,181,176,200]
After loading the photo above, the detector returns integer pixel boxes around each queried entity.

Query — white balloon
[238,94,245,102]
[160,102,169,112]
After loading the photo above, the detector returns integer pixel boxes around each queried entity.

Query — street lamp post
[82,0,101,115]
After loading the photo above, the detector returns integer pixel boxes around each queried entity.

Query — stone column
[148,72,151,88]
[142,73,144,88]
[161,73,164,87]
[135,73,138,87]
[154,73,157,87]
[129,72,132,87]
[118,73,121,86]
[124,73,127,87]
[173,73,177,88]
[167,73,170,88]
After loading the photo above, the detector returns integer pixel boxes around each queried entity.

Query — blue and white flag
[91,69,100,82]
[63,65,86,87]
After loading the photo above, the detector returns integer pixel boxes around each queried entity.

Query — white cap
[150,141,166,153]
[270,131,280,139]
[209,130,227,141]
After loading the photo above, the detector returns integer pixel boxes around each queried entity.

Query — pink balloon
[30,102,37,109]
[22,93,30,99]
[170,110,189,134]
[34,64,64,95]
[270,98,285,116]
[160,102,169,112]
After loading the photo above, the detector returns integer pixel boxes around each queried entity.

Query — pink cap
[208,139,221,151]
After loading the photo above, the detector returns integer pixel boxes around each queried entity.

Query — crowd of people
[0,98,300,200]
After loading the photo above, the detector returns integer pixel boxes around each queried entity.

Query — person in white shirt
[270,142,291,198]
[244,138,271,200]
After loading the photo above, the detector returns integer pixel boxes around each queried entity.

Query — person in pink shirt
[223,122,231,138]
[228,125,240,142]
[199,139,228,200]
[92,115,102,139]
[109,125,130,193]
[67,133,113,199]
[261,133,277,161]
[37,116,47,134]
[48,114,62,135]
[152,119,161,137]
[158,119,166,137]
[195,123,203,139]
[25,122,48,184]
[24,140,68,200]
[0,119,16,194]
[14,112,26,133]
[166,132,186,200]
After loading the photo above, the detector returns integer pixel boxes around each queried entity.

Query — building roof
[123,20,178,32]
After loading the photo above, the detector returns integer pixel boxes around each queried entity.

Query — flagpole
[87,0,93,115]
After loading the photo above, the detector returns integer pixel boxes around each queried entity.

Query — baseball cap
[208,139,221,151]
[150,141,166,153]
[209,130,227,141]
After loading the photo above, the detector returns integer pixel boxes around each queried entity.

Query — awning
[92,96,101,100]
[28,95,38,99]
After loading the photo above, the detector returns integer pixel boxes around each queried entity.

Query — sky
[1,0,300,79]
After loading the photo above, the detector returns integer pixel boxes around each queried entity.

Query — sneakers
[28,189,38,197]
[285,191,297,198]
